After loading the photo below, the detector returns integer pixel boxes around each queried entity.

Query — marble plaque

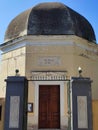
[9,96,20,128]
[77,96,88,128]
[38,56,61,66]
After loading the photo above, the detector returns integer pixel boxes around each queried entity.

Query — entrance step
[28,128,66,130]
[38,128,67,130]
[39,129,65,130]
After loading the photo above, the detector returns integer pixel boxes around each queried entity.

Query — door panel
[39,85,60,129]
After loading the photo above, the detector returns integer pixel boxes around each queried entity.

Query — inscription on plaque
[9,96,20,128]
[38,56,61,66]
[77,96,88,128]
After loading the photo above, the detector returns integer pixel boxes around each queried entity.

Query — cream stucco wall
[0,35,98,129]
[0,47,26,97]
[0,35,98,103]
[24,35,98,99]
[72,42,98,99]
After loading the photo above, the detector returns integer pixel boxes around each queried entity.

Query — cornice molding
[0,35,98,54]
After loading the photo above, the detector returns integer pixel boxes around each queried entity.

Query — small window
[0,105,2,121]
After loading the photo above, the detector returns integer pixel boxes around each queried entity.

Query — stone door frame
[33,80,66,130]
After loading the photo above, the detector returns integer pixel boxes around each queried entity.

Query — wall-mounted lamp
[78,67,82,77]
[15,69,19,76]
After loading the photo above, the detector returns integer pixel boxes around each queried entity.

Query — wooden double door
[39,85,60,129]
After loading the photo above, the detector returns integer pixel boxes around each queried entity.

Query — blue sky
[0,0,98,44]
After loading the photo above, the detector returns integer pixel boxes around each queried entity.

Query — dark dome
[4,2,96,43]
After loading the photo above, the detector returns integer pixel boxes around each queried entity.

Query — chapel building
[0,2,98,130]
